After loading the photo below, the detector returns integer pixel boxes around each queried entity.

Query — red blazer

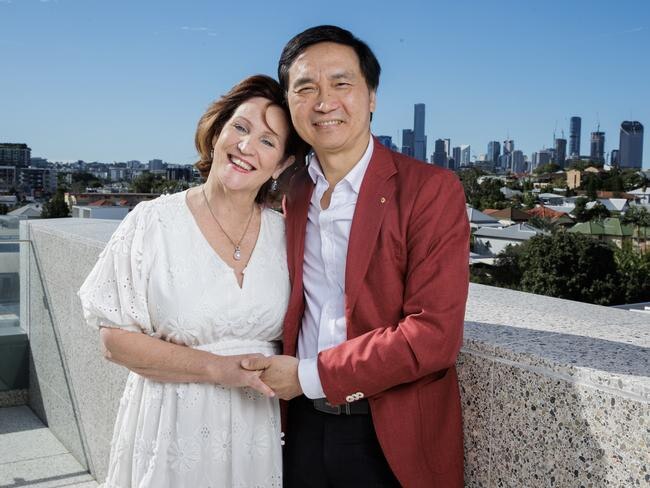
[283,137,470,487]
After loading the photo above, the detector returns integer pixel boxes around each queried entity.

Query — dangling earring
[210,149,214,159]
[270,178,278,191]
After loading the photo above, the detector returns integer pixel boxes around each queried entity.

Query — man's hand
[211,354,276,398]
[241,355,303,400]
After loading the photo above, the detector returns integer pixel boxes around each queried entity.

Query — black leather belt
[312,397,370,415]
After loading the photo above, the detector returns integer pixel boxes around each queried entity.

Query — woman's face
[210,97,291,196]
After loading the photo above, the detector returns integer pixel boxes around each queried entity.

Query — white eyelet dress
[78,191,289,488]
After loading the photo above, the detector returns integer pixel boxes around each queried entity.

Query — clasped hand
[240,355,303,400]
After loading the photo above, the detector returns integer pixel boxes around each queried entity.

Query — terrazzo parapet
[22,219,650,487]
[0,389,28,407]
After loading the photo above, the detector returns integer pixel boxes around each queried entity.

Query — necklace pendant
[233,247,242,261]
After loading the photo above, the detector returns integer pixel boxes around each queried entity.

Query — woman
[78,75,306,487]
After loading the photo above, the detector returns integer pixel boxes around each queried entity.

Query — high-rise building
[432,139,447,167]
[590,132,605,163]
[610,149,619,166]
[554,138,567,168]
[487,141,500,164]
[460,145,471,166]
[413,104,427,162]
[443,139,451,157]
[510,151,525,173]
[401,129,414,157]
[149,159,164,171]
[537,149,553,167]
[452,147,461,169]
[126,160,142,170]
[377,136,393,149]
[619,121,644,169]
[0,143,31,169]
[19,167,57,195]
[569,116,581,157]
[501,140,514,171]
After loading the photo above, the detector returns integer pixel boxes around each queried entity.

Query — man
[243,25,469,487]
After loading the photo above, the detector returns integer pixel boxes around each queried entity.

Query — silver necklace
[201,186,255,261]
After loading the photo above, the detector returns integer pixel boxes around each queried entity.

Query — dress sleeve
[78,202,155,334]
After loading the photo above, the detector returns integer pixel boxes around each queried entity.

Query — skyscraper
[401,129,414,157]
[432,139,447,167]
[569,116,581,157]
[452,147,461,169]
[487,141,500,165]
[619,121,644,169]
[443,139,451,157]
[460,145,471,166]
[501,139,514,171]
[554,138,567,168]
[590,132,605,163]
[511,150,525,173]
[413,104,427,162]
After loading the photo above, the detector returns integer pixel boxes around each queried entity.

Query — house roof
[88,199,115,206]
[466,206,501,225]
[8,204,43,217]
[527,205,572,220]
[586,199,630,212]
[568,218,650,237]
[482,207,531,221]
[474,223,545,240]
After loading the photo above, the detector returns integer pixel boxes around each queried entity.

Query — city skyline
[1,0,649,168]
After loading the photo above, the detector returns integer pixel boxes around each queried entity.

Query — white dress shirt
[297,137,374,399]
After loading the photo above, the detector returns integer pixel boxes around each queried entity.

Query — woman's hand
[210,353,275,398]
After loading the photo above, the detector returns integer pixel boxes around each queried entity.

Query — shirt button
[345,395,355,403]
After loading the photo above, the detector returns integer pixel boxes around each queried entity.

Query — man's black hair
[278,25,381,93]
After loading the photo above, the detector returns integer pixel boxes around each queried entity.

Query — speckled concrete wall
[22,219,650,487]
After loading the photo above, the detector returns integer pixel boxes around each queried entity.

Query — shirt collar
[307,136,374,194]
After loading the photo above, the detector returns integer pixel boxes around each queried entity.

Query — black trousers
[284,395,401,487]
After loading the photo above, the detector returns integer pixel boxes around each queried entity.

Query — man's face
[286,42,376,159]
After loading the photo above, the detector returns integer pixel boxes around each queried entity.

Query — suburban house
[473,223,546,256]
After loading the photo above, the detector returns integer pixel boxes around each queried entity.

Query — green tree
[533,162,561,175]
[614,243,650,303]
[572,197,590,222]
[528,216,559,233]
[621,206,650,252]
[584,174,600,200]
[470,244,523,289]
[41,189,71,218]
[130,173,158,193]
[621,170,646,192]
[517,233,621,305]
[523,192,537,209]
[152,179,190,195]
[588,202,611,221]
[70,172,103,193]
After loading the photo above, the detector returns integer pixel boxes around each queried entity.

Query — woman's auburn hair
[194,74,308,204]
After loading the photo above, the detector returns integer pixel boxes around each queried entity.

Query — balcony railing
[7,217,650,487]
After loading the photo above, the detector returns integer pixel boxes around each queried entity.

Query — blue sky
[1,0,648,168]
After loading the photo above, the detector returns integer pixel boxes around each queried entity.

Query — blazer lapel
[345,139,398,317]
[284,169,313,350]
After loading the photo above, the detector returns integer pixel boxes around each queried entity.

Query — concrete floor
[0,406,97,488]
